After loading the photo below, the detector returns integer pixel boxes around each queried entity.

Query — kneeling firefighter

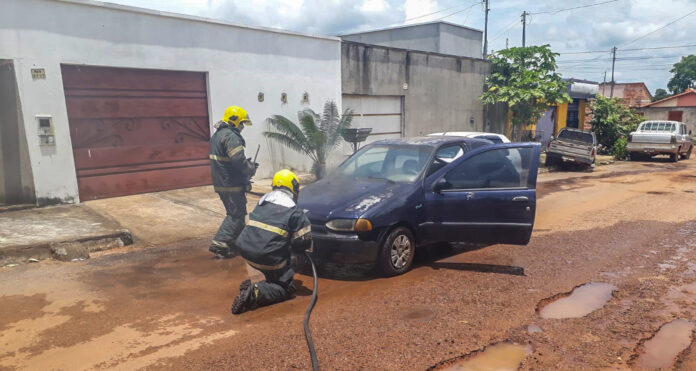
[232,169,312,314]
[209,106,258,259]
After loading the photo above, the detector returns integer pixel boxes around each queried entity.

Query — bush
[613,137,628,160]
[590,95,642,153]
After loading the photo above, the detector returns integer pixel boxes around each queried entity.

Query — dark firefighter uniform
[231,169,312,314]
[209,106,257,258]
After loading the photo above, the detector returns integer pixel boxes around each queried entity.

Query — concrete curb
[0,229,133,265]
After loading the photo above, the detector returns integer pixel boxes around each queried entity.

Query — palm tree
[264,100,353,179]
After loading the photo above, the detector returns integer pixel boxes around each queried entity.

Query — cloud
[105,0,696,91]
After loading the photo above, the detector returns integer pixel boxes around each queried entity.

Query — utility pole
[506,38,509,49]
[610,46,617,98]
[521,11,528,47]
[483,0,490,58]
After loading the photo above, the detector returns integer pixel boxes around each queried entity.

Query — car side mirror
[433,178,451,193]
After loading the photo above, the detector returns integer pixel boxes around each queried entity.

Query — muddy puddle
[441,343,532,371]
[636,319,695,369]
[539,282,616,319]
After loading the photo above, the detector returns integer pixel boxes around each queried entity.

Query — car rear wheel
[670,151,680,162]
[378,227,415,276]
[681,146,692,160]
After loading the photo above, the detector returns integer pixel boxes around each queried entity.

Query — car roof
[370,136,489,147]
[428,131,510,141]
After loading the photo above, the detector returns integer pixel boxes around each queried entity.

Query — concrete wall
[341,22,482,59]
[342,42,495,138]
[0,0,342,204]
[637,107,696,135]
[0,61,35,204]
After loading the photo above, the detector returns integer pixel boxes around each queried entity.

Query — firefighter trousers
[211,191,247,254]
[253,264,296,308]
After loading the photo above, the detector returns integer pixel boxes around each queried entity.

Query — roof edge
[342,40,487,62]
[53,0,340,42]
[339,20,483,37]
[641,88,696,107]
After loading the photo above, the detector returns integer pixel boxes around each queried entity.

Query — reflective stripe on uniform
[211,240,228,248]
[247,220,288,237]
[214,186,244,192]
[246,259,287,271]
[293,225,311,240]
[210,154,231,162]
[227,146,244,157]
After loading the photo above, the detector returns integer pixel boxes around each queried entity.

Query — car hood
[298,178,413,222]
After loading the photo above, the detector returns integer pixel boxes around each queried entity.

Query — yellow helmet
[272,169,300,196]
[222,106,252,127]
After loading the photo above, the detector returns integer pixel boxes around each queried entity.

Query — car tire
[377,227,415,276]
[681,146,692,160]
[629,153,639,161]
[671,152,679,162]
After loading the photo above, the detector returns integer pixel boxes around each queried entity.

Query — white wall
[0,0,342,203]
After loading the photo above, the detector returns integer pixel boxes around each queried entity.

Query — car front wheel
[378,227,415,276]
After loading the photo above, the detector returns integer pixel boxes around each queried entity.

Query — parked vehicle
[297,137,541,276]
[545,128,596,170]
[627,121,693,162]
[428,131,511,144]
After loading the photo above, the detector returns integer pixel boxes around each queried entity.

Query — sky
[108,0,696,94]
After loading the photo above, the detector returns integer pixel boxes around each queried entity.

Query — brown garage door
[62,65,211,200]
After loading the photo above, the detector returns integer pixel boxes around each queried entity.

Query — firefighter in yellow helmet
[209,106,258,259]
[232,169,312,314]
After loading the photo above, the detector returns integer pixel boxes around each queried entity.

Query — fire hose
[303,249,320,371]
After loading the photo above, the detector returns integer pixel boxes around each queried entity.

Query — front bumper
[308,230,380,265]
[547,151,593,165]
[627,142,678,155]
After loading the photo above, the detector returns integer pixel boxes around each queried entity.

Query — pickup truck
[627,120,693,162]
[545,128,596,170]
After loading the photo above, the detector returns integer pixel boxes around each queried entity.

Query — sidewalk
[0,181,278,265]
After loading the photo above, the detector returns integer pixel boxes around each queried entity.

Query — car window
[334,144,431,183]
[443,147,533,190]
[475,135,504,144]
[558,130,593,143]
[427,144,464,177]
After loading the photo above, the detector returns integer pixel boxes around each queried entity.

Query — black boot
[232,279,257,314]
[209,245,238,259]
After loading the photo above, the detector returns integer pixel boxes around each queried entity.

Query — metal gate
[62,65,211,200]
[342,95,403,146]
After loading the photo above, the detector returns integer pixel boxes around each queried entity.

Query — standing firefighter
[232,169,312,314]
[209,106,258,259]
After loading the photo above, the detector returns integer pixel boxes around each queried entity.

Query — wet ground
[1,158,696,370]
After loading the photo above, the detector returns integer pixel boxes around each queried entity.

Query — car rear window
[558,130,593,143]
[640,122,675,132]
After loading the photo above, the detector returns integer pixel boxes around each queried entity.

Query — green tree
[667,55,696,94]
[589,95,643,154]
[264,100,352,179]
[652,88,670,102]
[480,45,572,140]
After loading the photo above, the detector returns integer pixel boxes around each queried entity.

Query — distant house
[598,82,652,108]
[535,79,599,146]
[636,88,696,135]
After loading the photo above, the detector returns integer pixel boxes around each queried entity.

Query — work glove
[245,181,253,193]
[246,158,259,177]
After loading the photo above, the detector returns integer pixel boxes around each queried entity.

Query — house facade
[0,0,342,205]
[636,88,696,135]
[599,82,652,107]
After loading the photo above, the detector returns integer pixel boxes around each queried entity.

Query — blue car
[297,136,541,276]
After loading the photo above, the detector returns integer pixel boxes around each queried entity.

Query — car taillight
[591,148,595,157]
[629,134,633,142]
[671,135,677,144]
[547,141,551,150]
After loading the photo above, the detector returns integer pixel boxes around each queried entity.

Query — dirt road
[1,158,695,370]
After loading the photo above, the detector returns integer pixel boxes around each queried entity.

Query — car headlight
[326,218,373,232]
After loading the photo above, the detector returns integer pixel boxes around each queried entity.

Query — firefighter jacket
[236,189,312,271]
[209,122,256,193]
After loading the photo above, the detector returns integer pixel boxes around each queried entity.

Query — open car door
[421,143,541,245]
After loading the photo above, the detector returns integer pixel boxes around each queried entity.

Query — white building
[0,0,341,204]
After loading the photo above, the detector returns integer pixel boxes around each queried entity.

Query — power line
[620,9,696,48]
[405,4,463,22]
[490,18,519,42]
[529,0,619,15]
[557,43,696,55]
[435,1,481,22]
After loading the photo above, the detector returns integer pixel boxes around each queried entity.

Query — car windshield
[558,130,593,143]
[333,144,432,183]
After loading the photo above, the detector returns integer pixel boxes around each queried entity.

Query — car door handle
[512,196,529,202]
